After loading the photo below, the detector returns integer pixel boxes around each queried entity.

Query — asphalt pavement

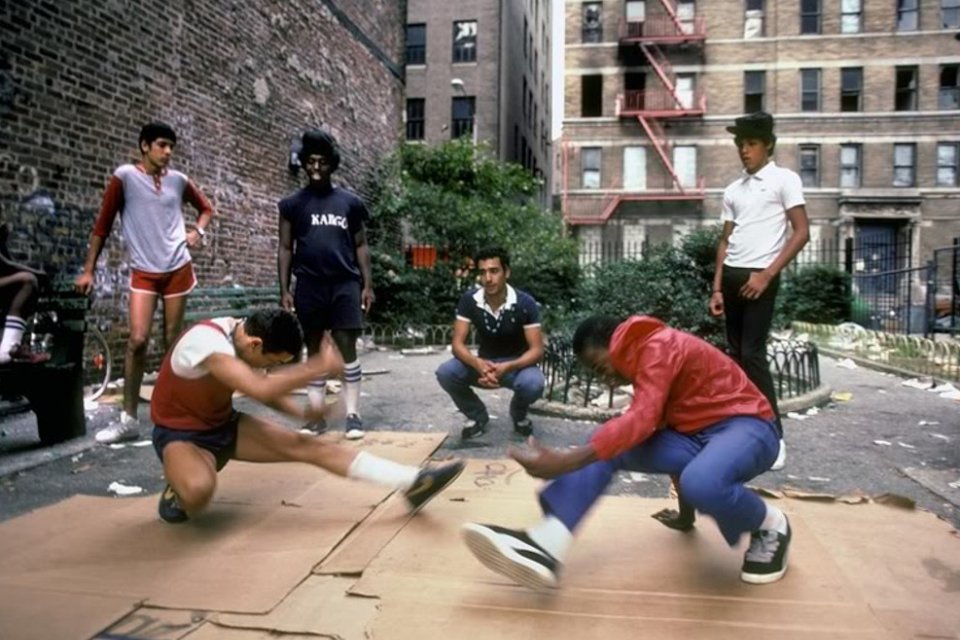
[1,347,958,527]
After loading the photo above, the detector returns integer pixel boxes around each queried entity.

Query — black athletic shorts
[294,278,363,334]
[152,412,240,472]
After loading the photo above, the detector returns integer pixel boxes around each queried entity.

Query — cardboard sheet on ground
[348,459,958,640]
[0,431,444,637]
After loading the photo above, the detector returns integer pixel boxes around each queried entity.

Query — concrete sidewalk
[1,347,958,526]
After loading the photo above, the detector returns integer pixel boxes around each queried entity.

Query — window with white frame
[453,20,477,63]
[937,142,959,186]
[944,0,960,27]
[745,0,764,38]
[582,147,601,188]
[897,0,919,31]
[893,143,916,187]
[841,68,863,112]
[841,0,862,33]
[840,144,861,188]
[673,146,697,188]
[623,147,647,190]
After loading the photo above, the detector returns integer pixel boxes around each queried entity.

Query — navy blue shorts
[294,278,363,334]
[152,412,240,472]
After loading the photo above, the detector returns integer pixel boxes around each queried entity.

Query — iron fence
[930,239,960,335]
[541,335,821,409]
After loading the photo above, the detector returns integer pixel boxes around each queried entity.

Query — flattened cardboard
[351,459,957,640]
[215,575,377,637]
[0,585,135,640]
[0,433,444,621]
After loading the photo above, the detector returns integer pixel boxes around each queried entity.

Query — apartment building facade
[404,0,553,182]
[559,0,960,271]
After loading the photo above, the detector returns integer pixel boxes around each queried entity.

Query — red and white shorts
[130,261,197,299]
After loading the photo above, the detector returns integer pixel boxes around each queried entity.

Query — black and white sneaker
[405,460,465,514]
[740,517,791,584]
[462,523,561,590]
[461,418,488,440]
[158,484,189,524]
[513,418,534,438]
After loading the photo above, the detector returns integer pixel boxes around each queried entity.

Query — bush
[365,140,580,326]
[778,264,853,325]
[577,240,725,346]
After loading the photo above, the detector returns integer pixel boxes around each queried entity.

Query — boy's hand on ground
[510,438,576,479]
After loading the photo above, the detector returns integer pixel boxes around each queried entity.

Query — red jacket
[589,316,774,460]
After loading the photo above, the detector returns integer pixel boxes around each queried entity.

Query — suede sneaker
[513,418,534,438]
[405,460,465,514]
[461,417,488,440]
[158,484,189,524]
[741,517,792,584]
[462,523,561,590]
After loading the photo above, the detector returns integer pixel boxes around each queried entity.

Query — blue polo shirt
[456,284,541,359]
[278,184,369,282]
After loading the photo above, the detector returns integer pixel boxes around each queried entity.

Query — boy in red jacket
[462,315,790,589]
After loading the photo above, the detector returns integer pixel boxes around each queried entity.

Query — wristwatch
[195,226,206,237]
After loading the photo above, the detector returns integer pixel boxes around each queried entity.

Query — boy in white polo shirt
[709,112,809,473]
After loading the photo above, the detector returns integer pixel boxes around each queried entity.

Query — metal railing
[541,335,821,409]
[930,239,960,335]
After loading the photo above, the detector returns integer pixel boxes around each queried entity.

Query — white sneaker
[95,413,140,444]
[771,439,786,471]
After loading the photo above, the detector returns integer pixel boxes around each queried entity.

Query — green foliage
[577,240,725,345]
[366,140,580,325]
[778,264,853,325]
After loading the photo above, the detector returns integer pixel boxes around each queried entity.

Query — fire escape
[599,0,707,222]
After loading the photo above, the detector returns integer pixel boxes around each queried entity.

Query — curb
[531,383,834,423]
[0,436,99,479]
[817,347,949,382]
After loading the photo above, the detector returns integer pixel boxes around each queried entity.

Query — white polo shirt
[720,161,805,269]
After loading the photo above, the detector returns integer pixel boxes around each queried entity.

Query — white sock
[344,360,361,416]
[347,451,418,490]
[760,504,788,535]
[120,411,139,425]
[0,316,26,363]
[527,515,573,561]
[307,378,326,410]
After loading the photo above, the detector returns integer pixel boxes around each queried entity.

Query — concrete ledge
[531,383,833,423]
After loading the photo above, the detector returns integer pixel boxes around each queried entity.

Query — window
[451,96,475,139]
[744,0,764,38]
[744,71,765,112]
[840,144,862,188]
[800,0,820,34]
[841,68,863,112]
[523,17,529,58]
[799,145,820,187]
[523,76,528,116]
[623,146,647,190]
[582,147,601,188]
[939,65,960,110]
[405,99,425,141]
[897,0,918,31]
[405,24,426,65]
[841,0,862,33]
[625,0,645,37]
[800,69,821,112]
[938,143,959,185]
[453,20,477,63]
[678,1,696,34]
[582,2,602,43]
[944,0,960,28]
[895,66,918,111]
[893,143,916,187]
[673,146,697,188]
[581,74,603,117]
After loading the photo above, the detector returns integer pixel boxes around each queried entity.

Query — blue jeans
[538,416,779,546]
[435,357,545,423]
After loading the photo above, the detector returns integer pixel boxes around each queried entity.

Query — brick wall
[1,0,403,363]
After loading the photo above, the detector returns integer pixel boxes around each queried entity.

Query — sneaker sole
[409,462,465,515]
[461,523,558,590]
[344,429,365,440]
[740,547,790,585]
[95,430,140,444]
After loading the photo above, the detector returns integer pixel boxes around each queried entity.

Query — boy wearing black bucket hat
[708,112,809,472]
[278,129,374,439]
